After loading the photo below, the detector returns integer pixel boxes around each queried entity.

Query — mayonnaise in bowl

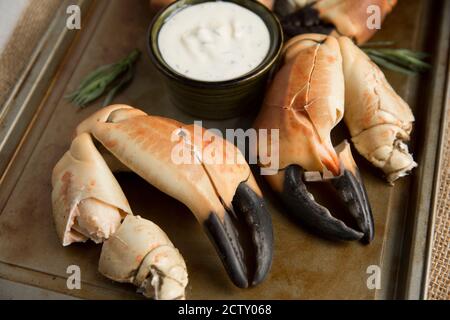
[157,1,271,82]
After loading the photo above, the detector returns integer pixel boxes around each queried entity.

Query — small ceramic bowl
[148,0,283,119]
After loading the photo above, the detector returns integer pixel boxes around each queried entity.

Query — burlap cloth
[0,0,448,300]
[0,0,60,107]
[427,108,450,300]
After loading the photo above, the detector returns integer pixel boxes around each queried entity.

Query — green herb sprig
[361,42,431,75]
[66,49,141,108]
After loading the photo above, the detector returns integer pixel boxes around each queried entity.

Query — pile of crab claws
[204,181,273,289]
[280,141,374,244]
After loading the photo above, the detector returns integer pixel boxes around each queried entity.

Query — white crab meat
[51,133,130,246]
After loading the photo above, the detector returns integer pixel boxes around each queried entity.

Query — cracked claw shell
[254,33,374,242]
[51,133,131,246]
[257,33,344,176]
[99,215,188,300]
[75,105,273,289]
[339,36,416,183]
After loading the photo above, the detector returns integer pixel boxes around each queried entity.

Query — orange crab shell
[315,0,397,44]
[254,34,345,179]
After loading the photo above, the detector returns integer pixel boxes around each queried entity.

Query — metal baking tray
[0,0,449,299]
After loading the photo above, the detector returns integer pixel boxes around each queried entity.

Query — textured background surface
[0,0,448,299]
[0,0,30,51]
[0,0,60,107]
[427,107,450,300]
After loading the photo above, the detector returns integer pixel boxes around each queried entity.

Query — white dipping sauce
[158,1,271,82]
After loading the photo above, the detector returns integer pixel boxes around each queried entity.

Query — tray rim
[417,0,450,299]
[392,0,450,300]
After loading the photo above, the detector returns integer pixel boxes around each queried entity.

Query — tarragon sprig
[361,42,431,75]
[66,49,141,108]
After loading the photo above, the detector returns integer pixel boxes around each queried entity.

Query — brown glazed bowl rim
[147,0,284,89]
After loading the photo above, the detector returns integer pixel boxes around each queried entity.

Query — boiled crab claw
[99,215,188,300]
[254,34,374,243]
[52,131,187,299]
[53,104,273,290]
[274,0,397,44]
[52,132,130,246]
[338,36,416,183]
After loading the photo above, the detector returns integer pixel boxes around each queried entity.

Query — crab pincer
[254,34,374,243]
[279,141,374,243]
[74,105,273,288]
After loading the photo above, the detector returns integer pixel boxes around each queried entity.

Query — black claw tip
[232,182,273,286]
[331,169,375,243]
[281,165,364,241]
[203,181,274,289]
[204,213,248,288]
[277,4,335,39]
